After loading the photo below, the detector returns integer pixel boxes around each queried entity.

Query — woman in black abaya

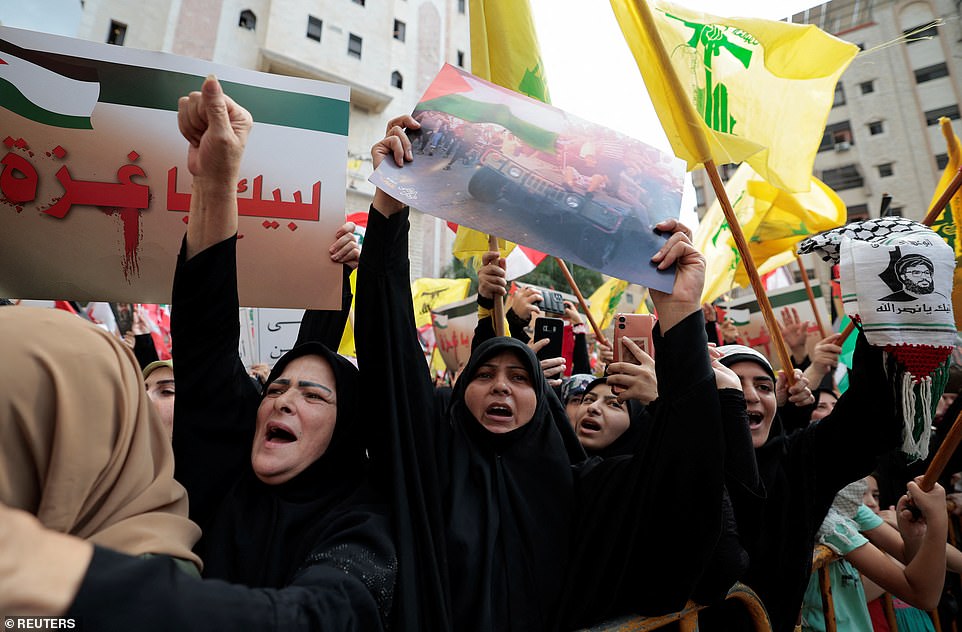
[356,115,740,631]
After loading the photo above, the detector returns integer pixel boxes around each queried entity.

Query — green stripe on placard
[725,285,823,313]
[97,65,348,135]
[0,76,92,128]
[434,300,478,320]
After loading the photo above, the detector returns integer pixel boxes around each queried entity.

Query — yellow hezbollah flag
[610,0,858,193]
[928,117,962,329]
[456,0,551,271]
[695,163,845,304]
[337,270,358,357]
[588,277,629,331]
[411,278,472,329]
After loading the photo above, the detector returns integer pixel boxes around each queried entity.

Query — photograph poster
[370,64,686,293]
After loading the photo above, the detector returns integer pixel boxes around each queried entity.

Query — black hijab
[441,336,584,631]
[577,377,653,459]
[200,342,367,587]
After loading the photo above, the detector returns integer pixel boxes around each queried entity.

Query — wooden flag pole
[488,235,505,337]
[796,255,828,338]
[704,160,796,381]
[922,166,962,226]
[913,168,962,492]
[553,257,609,346]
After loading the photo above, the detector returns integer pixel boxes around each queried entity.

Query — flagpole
[487,234,505,337]
[922,166,962,225]
[705,160,797,381]
[796,255,827,338]
[553,257,609,346]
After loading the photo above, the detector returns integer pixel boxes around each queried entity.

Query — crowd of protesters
[2,76,962,632]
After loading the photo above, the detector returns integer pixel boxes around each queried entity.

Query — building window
[904,21,938,42]
[391,71,403,89]
[239,9,256,30]
[915,63,949,84]
[846,204,870,222]
[819,121,853,152]
[833,83,845,107]
[821,164,863,191]
[868,121,883,135]
[457,50,465,67]
[107,20,127,45]
[694,185,705,207]
[393,19,406,41]
[348,34,362,59]
[925,105,961,126]
[458,0,465,14]
[937,153,950,170]
[307,16,322,41]
[877,163,894,177]
[859,80,874,94]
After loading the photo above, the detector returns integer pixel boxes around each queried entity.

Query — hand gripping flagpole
[488,234,506,337]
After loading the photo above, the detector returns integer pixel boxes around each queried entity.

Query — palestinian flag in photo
[0,50,99,129]
[416,64,563,153]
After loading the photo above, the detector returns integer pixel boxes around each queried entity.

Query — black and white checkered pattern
[797,217,921,264]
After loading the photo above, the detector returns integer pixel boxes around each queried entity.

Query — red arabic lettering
[0,152,39,203]
[44,163,148,219]
[166,167,321,221]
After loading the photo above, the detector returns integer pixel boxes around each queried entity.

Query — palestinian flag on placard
[0,50,99,129]
[0,36,349,136]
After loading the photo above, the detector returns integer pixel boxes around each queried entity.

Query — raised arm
[169,77,259,530]
[355,115,452,631]
[559,219,729,625]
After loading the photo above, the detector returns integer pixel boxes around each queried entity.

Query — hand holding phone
[613,314,655,364]
[533,317,565,361]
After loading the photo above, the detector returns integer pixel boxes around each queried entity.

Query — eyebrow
[154,379,176,386]
[272,378,334,395]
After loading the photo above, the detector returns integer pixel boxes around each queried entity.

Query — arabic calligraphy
[0,141,147,281]
[875,302,951,314]
[166,167,321,221]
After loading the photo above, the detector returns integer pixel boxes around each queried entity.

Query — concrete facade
[76,0,470,279]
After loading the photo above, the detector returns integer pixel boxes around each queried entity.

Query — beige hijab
[0,307,201,569]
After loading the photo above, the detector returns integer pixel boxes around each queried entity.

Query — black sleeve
[807,331,900,507]
[354,207,451,631]
[559,310,727,625]
[571,329,591,376]
[471,294,496,353]
[705,319,720,346]
[295,265,354,349]
[69,507,396,632]
[170,235,261,532]
[779,397,816,434]
[132,333,160,369]
[506,307,529,342]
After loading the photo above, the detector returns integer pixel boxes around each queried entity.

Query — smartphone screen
[533,317,565,361]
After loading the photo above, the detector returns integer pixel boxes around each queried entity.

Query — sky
[528,0,825,221]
